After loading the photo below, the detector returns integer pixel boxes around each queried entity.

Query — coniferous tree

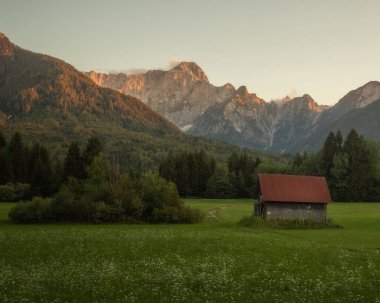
[0,131,6,149]
[0,132,8,184]
[28,143,55,196]
[331,152,349,201]
[227,152,261,197]
[336,131,343,153]
[7,132,28,183]
[83,137,103,167]
[63,141,86,181]
[158,150,216,197]
[206,164,233,198]
[321,131,338,180]
[343,129,373,201]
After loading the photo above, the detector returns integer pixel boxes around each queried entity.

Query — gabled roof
[259,174,331,204]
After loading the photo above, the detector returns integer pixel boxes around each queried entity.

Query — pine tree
[343,129,373,201]
[331,153,349,201]
[63,141,86,181]
[7,132,28,183]
[321,131,338,180]
[206,165,233,198]
[28,143,55,196]
[83,137,103,167]
[0,131,6,149]
[336,131,343,153]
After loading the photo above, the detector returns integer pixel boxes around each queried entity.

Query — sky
[1,0,379,105]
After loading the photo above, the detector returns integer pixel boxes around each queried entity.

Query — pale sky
[1,0,379,105]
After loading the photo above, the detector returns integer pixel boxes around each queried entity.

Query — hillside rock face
[291,81,380,152]
[87,66,328,152]
[189,91,326,151]
[86,62,236,128]
[86,60,380,153]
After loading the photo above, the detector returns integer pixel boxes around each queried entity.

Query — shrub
[138,172,203,223]
[9,197,53,223]
[110,174,144,220]
[51,178,95,222]
[92,200,125,223]
[9,157,204,224]
[0,183,30,201]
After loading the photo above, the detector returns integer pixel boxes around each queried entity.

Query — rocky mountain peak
[223,83,235,90]
[237,86,249,97]
[170,61,209,82]
[355,81,380,108]
[0,32,15,56]
[283,94,324,113]
[330,80,380,117]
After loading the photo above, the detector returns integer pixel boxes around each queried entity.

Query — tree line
[0,132,105,201]
[3,128,379,224]
[2,132,202,223]
[158,129,380,202]
[291,129,380,201]
[159,150,262,198]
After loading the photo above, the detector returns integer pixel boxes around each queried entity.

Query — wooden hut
[254,174,332,222]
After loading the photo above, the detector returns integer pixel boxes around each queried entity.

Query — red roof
[259,174,331,203]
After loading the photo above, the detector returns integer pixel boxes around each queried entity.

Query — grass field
[0,200,380,302]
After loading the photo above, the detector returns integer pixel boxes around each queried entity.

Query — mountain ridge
[86,61,379,153]
[0,33,276,169]
[86,65,330,152]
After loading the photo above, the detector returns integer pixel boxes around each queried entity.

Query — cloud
[104,68,149,75]
[94,59,186,75]
[286,89,299,99]
[167,58,183,69]
[272,89,299,103]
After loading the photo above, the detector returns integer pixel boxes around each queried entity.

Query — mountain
[85,64,328,152]
[87,63,380,153]
[86,62,236,129]
[0,33,178,132]
[0,33,276,168]
[189,90,326,152]
[291,81,380,152]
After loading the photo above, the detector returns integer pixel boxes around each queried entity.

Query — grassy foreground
[0,200,380,302]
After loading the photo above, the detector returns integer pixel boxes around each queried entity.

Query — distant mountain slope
[0,33,277,168]
[0,33,178,133]
[292,82,380,152]
[189,90,325,152]
[87,62,380,153]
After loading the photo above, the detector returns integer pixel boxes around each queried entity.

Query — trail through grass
[0,200,380,302]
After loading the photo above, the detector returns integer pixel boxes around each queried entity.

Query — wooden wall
[255,202,327,222]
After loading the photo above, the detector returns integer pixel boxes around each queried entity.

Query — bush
[9,156,204,224]
[9,197,53,223]
[92,200,125,223]
[0,183,30,202]
[110,174,144,220]
[138,172,203,223]
[51,178,95,222]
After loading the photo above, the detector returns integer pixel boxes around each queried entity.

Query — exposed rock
[189,91,325,151]
[0,32,16,56]
[85,62,379,153]
[86,62,236,127]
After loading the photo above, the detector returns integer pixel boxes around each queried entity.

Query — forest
[0,132,202,223]
[158,129,380,202]
[1,129,380,224]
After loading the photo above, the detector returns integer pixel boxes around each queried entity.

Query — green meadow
[0,200,379,302]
